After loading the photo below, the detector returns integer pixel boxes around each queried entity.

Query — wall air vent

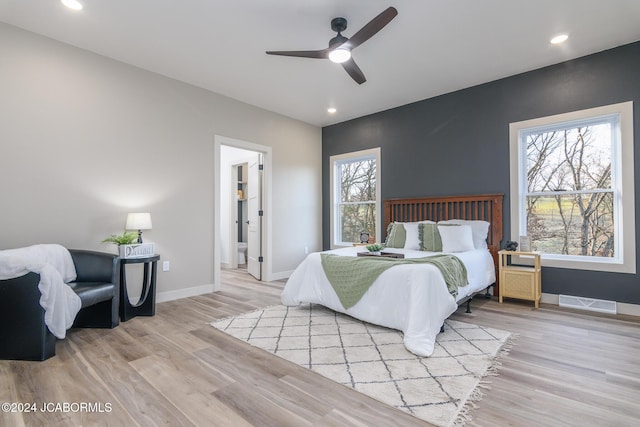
[559,294,617,314]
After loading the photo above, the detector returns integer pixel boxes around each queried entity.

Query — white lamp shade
[125,213,152,230]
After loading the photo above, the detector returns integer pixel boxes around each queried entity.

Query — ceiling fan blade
[265,49,329,59]
[341,7,398,50]
[341,58,366,84]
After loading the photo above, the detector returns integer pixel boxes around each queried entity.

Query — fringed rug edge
[451,332,519,427]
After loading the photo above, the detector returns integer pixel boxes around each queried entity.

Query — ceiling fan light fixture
[61,0,83,10]
[60,0,82,10]
[328,48,351,64]
[550,34,568,44]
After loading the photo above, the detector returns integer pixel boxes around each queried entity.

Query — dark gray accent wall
[323,41,640,304]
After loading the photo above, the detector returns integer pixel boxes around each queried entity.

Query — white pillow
[438,219,490,249]
[438,224,475,253]
[396,221,435,250]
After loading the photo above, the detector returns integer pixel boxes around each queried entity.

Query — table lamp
[125,213,152,243]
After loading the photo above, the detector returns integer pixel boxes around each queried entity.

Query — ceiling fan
[266,7,398,85]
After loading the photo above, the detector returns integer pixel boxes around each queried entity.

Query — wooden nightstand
[498,250,541,308]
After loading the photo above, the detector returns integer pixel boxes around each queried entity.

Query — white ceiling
[1,0,639,127]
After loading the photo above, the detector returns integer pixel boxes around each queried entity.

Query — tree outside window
[339,158,376,243]
[521,117,616,258]
[330,148,381,247]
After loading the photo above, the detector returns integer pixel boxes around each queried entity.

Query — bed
[282,194,503,356]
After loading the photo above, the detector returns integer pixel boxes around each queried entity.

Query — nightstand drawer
[502,270,536,299]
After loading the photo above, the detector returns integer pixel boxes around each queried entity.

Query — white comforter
[0,244,81,339]
[281,246,496,356]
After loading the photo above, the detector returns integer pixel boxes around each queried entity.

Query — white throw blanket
[0,244,81,339]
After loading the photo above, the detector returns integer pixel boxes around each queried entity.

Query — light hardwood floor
[2,269,639,426]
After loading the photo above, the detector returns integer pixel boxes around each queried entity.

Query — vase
[119,243,155,259]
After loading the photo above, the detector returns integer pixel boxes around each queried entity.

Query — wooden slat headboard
[384,193,504,293]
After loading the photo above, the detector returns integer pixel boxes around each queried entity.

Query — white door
[230,164,240,269]
[247,157,262,280]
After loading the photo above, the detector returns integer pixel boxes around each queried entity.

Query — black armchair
[0,249,120,361]
[68,249,120,328]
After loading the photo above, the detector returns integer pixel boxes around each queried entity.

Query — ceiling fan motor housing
[329,34,348,48]
[330,17,348,33]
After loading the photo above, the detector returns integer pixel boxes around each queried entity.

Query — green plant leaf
[101,231,139,245]
[366,243,384,252]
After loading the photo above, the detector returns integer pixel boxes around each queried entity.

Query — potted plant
[366,243,384,255]
[102,232,154,259]
[101,232,139,246]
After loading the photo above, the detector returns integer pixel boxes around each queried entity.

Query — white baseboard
[156,284,215,303]
[268,270,294,281]
[541,293,559,304]
[541,293,640,317]
[617,302,640,317]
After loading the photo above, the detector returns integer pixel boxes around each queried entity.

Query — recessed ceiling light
[550,34,568,44]
[327,108,337,114]
[61,0,83,11]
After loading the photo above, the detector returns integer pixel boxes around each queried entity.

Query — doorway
[214,136,271,289]
[228,155,262,280]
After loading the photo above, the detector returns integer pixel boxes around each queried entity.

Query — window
[330,148,381,247]
[509,102,635,273]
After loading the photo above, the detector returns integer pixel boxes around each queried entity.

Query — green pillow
[419,223,443,252]
[385,223,406,248]
[384,222,394,243]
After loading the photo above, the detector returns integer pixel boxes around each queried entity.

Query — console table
[119,255,160,321]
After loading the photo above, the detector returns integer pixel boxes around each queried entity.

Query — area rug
[212,304,514,427]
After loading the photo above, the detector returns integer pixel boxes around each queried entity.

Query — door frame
[214,135,272,290]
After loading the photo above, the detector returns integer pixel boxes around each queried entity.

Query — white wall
[0,23,322,298]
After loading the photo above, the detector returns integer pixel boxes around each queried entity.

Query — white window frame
[509,101,635,273]
[330,148,381,248]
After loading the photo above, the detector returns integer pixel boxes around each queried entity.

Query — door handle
[245,221,250,224]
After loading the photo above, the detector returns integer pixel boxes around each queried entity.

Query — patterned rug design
[212,304,513,427]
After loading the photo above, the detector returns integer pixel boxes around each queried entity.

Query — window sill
[540,255,635,274]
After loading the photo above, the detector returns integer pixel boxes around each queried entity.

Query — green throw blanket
[320,253,468,309]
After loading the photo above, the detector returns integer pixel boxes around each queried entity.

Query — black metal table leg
[119,255,160,322]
